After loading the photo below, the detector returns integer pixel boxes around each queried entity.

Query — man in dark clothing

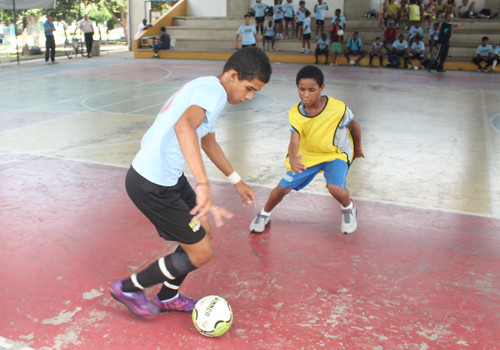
[153,26,171,58]
[428,11,465,72]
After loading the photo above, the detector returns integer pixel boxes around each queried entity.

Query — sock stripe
[130,273,145,290]
[158,257,175,280]
[163,281,180,290]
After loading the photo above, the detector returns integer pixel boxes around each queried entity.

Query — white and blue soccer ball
[192,295,233,337]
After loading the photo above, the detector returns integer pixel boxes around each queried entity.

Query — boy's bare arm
[288,131,306,174]
[235,34,240,49]
[348,119,365,159]
[174,105,232,226]
[201,133,256,207]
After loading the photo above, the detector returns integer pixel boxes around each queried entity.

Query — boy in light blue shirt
[235,14,260,49]
[249,0,271,35]
[472,36,493,72]
[344,31,367,65]
[492,42,500,72]
[315,32,330,64]
[314,0,329,37]
[282,0,295,38]
[110,48,272,319]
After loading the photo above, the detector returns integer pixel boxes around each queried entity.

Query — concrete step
[172,16,500,32]
[166,26,500,44]
[171,37,477,58]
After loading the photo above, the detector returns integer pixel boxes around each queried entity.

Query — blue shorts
[278,159,348,191]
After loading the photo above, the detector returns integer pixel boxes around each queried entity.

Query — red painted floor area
[1,152,499,349]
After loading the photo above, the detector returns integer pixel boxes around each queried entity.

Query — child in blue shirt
[492,42,500,72]
[315,32,330,64]
[263,20,275,51]
[369,36,384,66]
[344,31,367,65]
[473,36,493,72]
[109,48,272,319]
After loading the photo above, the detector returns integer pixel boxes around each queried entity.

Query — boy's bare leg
[263,185,293,213]
[326,184,350,207]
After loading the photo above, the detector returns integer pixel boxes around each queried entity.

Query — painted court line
[2,148,498,221]
[480,89,499,217]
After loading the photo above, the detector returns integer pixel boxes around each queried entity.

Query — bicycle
[63,25,85,58]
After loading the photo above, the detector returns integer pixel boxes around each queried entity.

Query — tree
[89,0,128,44]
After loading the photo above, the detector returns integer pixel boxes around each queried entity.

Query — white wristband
[227,171,241,185]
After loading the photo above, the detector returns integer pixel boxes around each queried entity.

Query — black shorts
[125,166,205,244]
[264,35,274,41]
[316,48,329,54]
[297,21,304,27]
[242,43,257,48]
[274,18,283,24]
[284,16,294,22]
[316,19,325,25]
[256,16,265,23]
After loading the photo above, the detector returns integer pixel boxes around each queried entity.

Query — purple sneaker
[154,294,198,312]
[109,280,160,319]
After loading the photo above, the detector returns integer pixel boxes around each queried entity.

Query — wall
[185,0,344,18]
[187,0,227,16]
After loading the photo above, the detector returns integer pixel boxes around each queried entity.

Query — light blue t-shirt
[318,37,329,50]
[303,17,311,34]
[392,39,408,50]
[429,27,439,41]
[296,7,307,22]
[332,15,346,27]
[265,24,274,37]
[347,37,362,51]
[273,4,284,20]
[282,2,295,17]
[315,3,328,21]
[476,44,493,57]
[409,25,424,40]
[494,45,500,55]
[132,76,227,186]
[372,41,383,53]
[411,41,425,53]
[43,21,54,36]
[251,2,270,17]
[238,24,257,45]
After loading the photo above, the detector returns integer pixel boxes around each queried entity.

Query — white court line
[480,89,500,217]
[1,148,498,220]
[0,64,172,136]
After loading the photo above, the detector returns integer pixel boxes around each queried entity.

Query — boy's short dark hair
[223,47,272,83]
[305,10,311,16]
[375,36,381,40]
[482,36,489,41]
[160,26,166,32]
[244,13,251,18]
[299,0,305,4]
[296,65,324,87]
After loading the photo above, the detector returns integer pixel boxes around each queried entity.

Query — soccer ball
[349,59,355,66]
[192,296,233,337]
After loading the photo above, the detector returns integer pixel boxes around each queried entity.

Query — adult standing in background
[77,14,94,58]
[43,13,56,64]
[428,10,465,72]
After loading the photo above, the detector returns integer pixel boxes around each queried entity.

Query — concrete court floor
[0,52,499,349]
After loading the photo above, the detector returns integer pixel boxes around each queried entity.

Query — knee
[188,243,213,267]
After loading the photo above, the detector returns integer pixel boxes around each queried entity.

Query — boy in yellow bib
[249,66,364,234]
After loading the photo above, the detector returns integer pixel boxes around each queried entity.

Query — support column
[227,0,250,17]
[343,0,370,19]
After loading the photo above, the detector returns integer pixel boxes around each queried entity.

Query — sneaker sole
[109,291,158,319]
[250,219,271,234]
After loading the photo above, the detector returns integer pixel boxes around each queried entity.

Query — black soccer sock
[121,246,196,293]
[157,274,188,301]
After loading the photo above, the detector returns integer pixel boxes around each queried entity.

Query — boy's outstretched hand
[191,185,234,227]
[290,153,307,175]
[234,181,257,207]
[354,147,365,159]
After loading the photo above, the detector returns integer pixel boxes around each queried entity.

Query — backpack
[389,54,400,67]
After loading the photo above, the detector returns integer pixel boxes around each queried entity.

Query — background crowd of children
[236,0,499,72]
